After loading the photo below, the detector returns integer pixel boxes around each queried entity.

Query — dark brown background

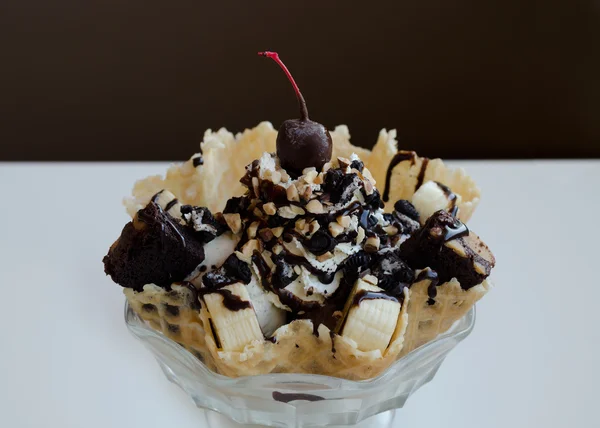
[1,1,599,161]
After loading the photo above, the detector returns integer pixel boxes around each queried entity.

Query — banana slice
[152,190,183,221]
[339,276,401,353]
[202,283,263,352]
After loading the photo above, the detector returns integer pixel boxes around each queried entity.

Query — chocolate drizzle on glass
[272,392,324,403]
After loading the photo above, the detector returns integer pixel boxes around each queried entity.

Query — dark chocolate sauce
[303,230,337,256]
[150,191,186,248]
[415,269,440,304]
[277,288,322,314]
[192,156,204,167]
[208,318,222,349]
[443,221,469,242]
[330,330,336,355]
[252,251,273,290]
[325,201,362,222]
[352,290,398,306]
[251,251,324,317]
[415,158,429,191]
[199,288,251,312]
[272,392,324,403]
[383,152,416,202]
[359,210,377,230]
[335,230,358,243]
[283,253,335,284]
[178,281,200,309]
[434,181,458,216]
[165,198,179,212]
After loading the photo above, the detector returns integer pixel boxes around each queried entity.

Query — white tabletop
[1,161,598,428]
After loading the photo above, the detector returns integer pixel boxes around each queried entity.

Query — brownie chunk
[400,210,495,288]
[103,202,205,291]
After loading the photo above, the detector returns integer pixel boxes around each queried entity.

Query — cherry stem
[258,51,309,121]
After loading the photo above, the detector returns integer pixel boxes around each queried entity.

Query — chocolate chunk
[222,254,252,284]
[323,169,359,204]
[303,230,336,256]
[359,210,378,230]
[342,251,372,283]
[383,213,395,224]
[202,269,233,289]
[223,196,248,215]
[204,253,252,289]
[400,210,495,288]
[258,180,289,205]
[394,200,420,222]
[363,188,383,210]
[372,251,414,293]
[180,205,226,243]
[272,257,299,289]
[192,155,204,167]
[350,160,364,172]
[392,211,421,235]
[103,202,205,291]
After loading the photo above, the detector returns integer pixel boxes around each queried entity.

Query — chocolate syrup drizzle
[165,198,179,212]
[272,392,324,403]
[192,156,204,167]
[415,158,429,191]
[443,221,469,242]
[352,290,399,306]
[251,250,323,315]
[213,160,422,336]
[434,181,458,217]
[383,152,415,202]
[414,270,440,305]
[198,288,251,311]
[147,191,186,248]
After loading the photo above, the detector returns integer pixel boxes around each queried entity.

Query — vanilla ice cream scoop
[411,180,462,223]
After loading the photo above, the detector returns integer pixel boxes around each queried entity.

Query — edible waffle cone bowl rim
[124,296,476,387]
[123,122,481,223]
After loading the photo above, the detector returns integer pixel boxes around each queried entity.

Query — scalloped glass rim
[125,301,475,426]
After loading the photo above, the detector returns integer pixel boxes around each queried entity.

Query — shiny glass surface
[125,302,475,427]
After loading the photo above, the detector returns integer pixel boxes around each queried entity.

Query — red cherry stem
[258,51,309,121]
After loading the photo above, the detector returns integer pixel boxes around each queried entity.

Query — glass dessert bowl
[103,51,497,427]
[126,301,475,427]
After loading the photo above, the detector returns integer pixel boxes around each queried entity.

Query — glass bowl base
[203,408,398,428]
[126,301,475,427]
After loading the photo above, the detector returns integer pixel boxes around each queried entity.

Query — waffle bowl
[123,122,480,222]
[125,300,475,427]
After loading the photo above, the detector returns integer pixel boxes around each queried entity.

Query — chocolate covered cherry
[258,51,332,175]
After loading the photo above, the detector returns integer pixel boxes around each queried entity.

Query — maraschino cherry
[258,51,333,175]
